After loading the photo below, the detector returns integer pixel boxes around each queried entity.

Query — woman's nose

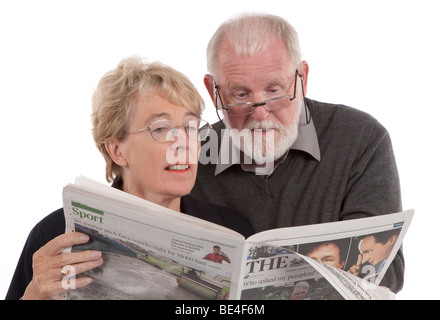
[171,127,189,146]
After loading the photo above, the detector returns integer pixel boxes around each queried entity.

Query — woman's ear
[105,138,127,167]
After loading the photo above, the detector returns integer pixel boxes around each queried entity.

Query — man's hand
[347,253,363,276]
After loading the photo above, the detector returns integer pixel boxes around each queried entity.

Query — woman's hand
[22,232,103,300]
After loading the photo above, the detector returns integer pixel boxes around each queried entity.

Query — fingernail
[79,233,90,242]
[93,258,103,265]
[91,251,102,258]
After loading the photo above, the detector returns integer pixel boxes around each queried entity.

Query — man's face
[213,247,220,255]
[360,235,396,268]
[213,37,305,161]
[291,286,308,300]
[306,243,345,269]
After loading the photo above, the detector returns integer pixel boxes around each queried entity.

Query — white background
[1,0,439,300]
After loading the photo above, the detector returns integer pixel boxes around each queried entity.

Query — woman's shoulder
[30,208,66,244]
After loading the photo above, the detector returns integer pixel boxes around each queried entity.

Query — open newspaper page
[236,210,413,300]
[63,176,247,300]
[62,176,413,300]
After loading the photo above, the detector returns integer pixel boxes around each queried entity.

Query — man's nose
[362,254,373,264]
[251,102,270,121]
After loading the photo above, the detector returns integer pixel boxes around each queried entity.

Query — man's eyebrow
[228,83,249,92]
[266,78,291,89]
[226,79,288,92]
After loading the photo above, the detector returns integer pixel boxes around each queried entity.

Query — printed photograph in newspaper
[239,245,344,300]
[65,223,233,300]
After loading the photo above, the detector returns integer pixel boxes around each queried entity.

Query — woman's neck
[118,177,182,212]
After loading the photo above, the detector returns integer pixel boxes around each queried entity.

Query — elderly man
[191,13,404,293]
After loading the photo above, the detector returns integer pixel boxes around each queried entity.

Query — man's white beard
[223,101,302,164]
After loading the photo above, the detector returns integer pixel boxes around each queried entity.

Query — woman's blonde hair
[91,56,205,182]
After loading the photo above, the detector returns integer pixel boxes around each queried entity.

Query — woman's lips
[165,163,190,172]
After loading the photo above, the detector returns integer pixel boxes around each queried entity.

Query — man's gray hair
[206,12,302,76]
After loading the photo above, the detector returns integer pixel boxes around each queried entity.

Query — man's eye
[234,91,249,100]
[267,86,282,95]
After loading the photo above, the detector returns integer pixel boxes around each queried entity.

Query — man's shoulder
[309,98,380,125]
[308,98,388,137]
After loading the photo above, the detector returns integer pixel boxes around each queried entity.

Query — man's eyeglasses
[129,119,211,142]
[214,70,311,123]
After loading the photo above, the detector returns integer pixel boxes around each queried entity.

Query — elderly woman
[6,57,254,300]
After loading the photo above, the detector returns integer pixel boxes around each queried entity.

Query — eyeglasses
[129,119,211,142]
[214,70,311,124]
[214,70,300,116]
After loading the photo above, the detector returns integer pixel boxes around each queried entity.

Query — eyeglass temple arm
[289,72,311,124]
[298,74,311,124]
[133,127,149,133]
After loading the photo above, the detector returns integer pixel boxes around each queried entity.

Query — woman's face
[109,92,200,208]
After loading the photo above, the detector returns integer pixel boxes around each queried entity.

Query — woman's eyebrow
[142,113,170,126]
[183,111,199,119]
[142,111,199,126]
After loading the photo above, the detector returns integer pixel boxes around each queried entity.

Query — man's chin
[224,118,299,163]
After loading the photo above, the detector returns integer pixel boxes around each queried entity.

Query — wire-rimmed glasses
[129,119,211,142]
[215,70,299,116]
[214,69,311,123]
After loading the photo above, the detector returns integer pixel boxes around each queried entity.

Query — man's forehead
[216,37,292,76]
[360,235,378,248]
[216,63,292,91]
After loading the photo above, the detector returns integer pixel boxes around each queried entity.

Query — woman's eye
[152,127,168,133]
[187,126,198,133]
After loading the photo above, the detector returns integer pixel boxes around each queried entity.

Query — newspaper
[62,176,413,300]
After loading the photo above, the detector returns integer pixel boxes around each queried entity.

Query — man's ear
[105,138,127,167]
[389,234,398,245]
[204,74,217,107]
[298,60,310,97]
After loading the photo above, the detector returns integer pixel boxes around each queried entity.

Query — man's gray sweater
[191,98,404,293]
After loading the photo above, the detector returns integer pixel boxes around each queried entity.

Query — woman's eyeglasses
[129,119,211,142]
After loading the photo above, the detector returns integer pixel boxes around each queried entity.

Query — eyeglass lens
[226,95,292,116]
[150,120,210,142]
